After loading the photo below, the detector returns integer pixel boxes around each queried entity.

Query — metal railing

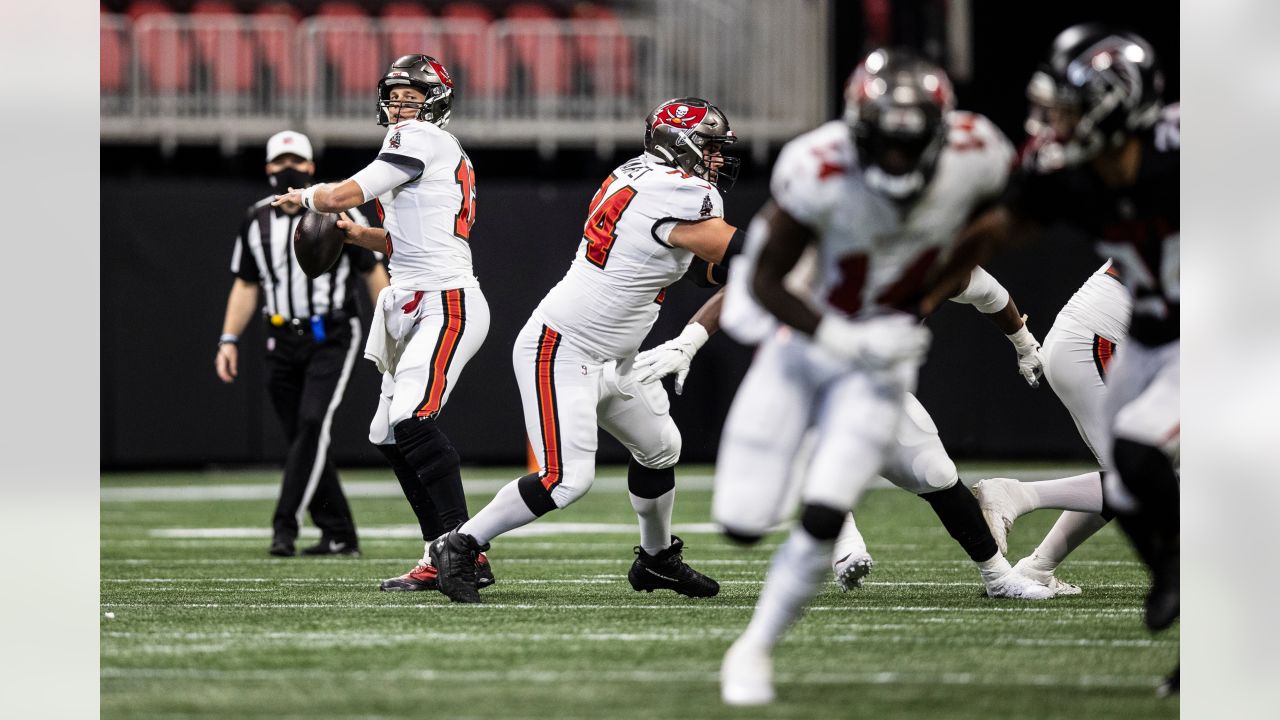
[100,2,828,158]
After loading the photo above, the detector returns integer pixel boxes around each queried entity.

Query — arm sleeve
[350,159,417,202]
[948,265,1010,314]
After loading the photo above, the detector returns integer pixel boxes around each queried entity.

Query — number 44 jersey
[773,113,1013,318]
[533,152,725,361]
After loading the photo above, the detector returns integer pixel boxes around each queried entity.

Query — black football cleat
[301,539,361,557]
[475,552,496,589]
[1156,665,1179,697]
[628,535,720,598]
[429,529,490,603]
[1145,557,1179,632]
[268,538,296,557]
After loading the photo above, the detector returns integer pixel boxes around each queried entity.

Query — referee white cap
[266,130,313,162]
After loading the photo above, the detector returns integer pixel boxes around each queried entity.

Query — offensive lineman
[427,98,744,603]
[272,54,494,592]
[712,49,1045,706]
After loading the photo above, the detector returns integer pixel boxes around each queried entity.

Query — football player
[998,24,1180,693]
[711,49,1050,706]
[426,98,747,603]
[272,54,494,593]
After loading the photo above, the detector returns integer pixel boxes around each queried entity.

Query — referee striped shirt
[230,197,381,321]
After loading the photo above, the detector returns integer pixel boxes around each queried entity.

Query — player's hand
[336,212,367,245]
[215,343,239,383]
[631,323,710,395]
[814,313,932,369]
[271,187,304,211]
[1006,315,1044,388]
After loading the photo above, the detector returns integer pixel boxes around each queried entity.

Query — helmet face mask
[644,98,740,192]
[1024,24,1164,168]
[844,48,953,201]
[377,54,455,128]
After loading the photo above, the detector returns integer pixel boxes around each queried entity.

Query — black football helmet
[643,97,740,191]
[844,48,954,201]
[377,54,455,128]
[1025,24,1164,167]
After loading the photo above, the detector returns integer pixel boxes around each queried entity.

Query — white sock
[831,512,868,568]
[630,489,675,556]
[1029,511,1110,568]
[739,527,833,651]
[1025,472,1104,513]
[459,478,540,546]
[975,551,1012,585]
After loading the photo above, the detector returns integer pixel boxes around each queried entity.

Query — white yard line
[145,522,722,539]
[99,602,1142,614]
[101,557,1144,567]
[97,666,1161,689]
[100,577,1149,589]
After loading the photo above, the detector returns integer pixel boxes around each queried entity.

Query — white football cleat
[721,638,775,706]
[985,567,1055,600]
[833,550,875,592]
[972,478,1031,556]
[1012,556,1082,596]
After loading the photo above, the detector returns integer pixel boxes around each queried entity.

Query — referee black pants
[264,323,360,544]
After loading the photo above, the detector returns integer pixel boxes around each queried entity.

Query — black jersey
[1007,104,1180,346]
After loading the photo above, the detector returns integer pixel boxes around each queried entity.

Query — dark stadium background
[100,0,1178,470]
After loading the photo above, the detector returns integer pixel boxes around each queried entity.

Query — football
[293,211,345,278]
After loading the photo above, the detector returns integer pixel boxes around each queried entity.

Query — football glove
[632,323,710,395]
[1006,316,1044,387]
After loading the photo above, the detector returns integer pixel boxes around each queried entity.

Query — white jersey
[1055,260,1132,344]
[534,152,725,361]
[771,114,1014,318]
[367,119,479,291]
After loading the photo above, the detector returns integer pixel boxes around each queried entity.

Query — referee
[215,130,390,557]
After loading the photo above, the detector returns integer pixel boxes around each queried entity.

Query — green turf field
[101,465,1177,719]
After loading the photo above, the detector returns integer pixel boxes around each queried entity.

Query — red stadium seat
[190,0,254,92]
[315,1,380,98]
[101,10,128,94]
[439,2,505,96]
[128,0,192,92]
[380,2,443,62]
[253,2,301,92]
[505,2,570,95]
[570,3,633,97]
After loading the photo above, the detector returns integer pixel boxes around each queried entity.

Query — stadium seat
[101,10,128,94]
[570,3,634,97]
[439,2,505,96]
[128,0,192,92]
[253,2,302,93]
[380,2,443,62]
[190,0,255,93]
[505,2,570,96]
[315,1,381,99]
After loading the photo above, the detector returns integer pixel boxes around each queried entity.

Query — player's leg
[601,361,717,597]
[387,289,490,535]
[434,321,601,602]
[881,394,1052,599]
[262,335,306,555]
[1106,341,1180,631]
[293,320,364,556]
[724,368,905,706]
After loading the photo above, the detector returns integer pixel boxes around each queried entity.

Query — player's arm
[948,266,1044,387]
[751,204,820,333]
[336,212,391,255]
[666,217,738,264]
[215,278,259,384]
[632,288,725,394]
[272,152,418,217]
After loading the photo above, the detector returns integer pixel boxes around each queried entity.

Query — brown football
[293,211,345,278]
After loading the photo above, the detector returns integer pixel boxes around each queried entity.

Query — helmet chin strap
[864,166,925,200]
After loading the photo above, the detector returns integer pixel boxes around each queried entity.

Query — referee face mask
[268,166,313,191]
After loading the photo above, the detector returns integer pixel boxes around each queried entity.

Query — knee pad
[722,526,764,546]
[517,472,558,517]
[393,417,459,481]
[627,459,675,499]
[633,422,682,470]
[800,503,846,541]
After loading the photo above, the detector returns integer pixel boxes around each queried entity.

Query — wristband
[680,322,711,352]
[300,185,319,211]
[219,333,239,346]
[1005,317,1038,352]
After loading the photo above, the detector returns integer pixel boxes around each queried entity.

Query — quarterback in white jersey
[273,54,493,593]
[426,98,744,604]
[716,50,1052,707]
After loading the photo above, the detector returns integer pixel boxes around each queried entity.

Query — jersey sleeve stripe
[376,152,426,178]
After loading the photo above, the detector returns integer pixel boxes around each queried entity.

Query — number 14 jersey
[534,153,725,361]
